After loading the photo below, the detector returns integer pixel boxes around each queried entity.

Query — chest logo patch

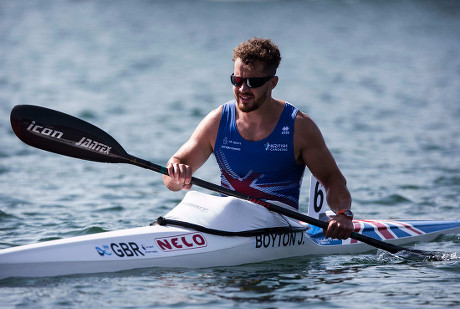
[264,142,288,152]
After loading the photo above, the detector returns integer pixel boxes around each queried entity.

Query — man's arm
[163,106,222,191]
[295,112,353,239]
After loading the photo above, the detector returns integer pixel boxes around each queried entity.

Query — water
[1,0,459,308]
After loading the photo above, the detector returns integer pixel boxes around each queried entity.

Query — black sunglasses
[230,74,274,88]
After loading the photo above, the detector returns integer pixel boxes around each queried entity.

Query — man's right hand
[164,161,193,191]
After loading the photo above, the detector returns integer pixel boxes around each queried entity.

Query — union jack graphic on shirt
[216,151,300,208]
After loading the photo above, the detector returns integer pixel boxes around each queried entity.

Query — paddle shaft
[128,154,406,254]
[10,105,426,256]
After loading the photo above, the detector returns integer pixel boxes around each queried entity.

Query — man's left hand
[324,213,354,239]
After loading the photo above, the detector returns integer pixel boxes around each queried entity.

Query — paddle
[10,104,444,260]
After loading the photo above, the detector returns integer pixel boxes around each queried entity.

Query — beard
[236,91,268,113]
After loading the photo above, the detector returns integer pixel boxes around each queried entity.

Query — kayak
[1,179,460,279]
[6,105,459,279]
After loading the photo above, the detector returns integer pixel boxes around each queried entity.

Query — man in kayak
[163,38,353,240]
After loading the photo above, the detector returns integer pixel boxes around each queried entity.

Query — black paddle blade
[10,105,130,163]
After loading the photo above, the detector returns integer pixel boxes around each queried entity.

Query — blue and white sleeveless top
[214,100,306,209]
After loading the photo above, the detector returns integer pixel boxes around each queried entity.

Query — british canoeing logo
[264,142,288,152]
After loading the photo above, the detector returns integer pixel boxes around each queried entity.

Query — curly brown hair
[232,38,281,75]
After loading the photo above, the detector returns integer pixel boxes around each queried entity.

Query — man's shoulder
[293,110,323,147]
[294,110,317,129]
[196,105,224,135]
[206,105,224,122]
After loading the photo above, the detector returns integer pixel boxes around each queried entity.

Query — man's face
[232,58,277,113]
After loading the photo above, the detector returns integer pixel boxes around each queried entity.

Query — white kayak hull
[1,218,459,279]
[1,190,459,279]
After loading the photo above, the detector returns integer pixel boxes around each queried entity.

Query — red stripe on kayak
[386,220,424,235]
[351,221,363,244]
[361,220,396,240]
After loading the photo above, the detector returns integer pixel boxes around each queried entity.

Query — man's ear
[271,76,279,89]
